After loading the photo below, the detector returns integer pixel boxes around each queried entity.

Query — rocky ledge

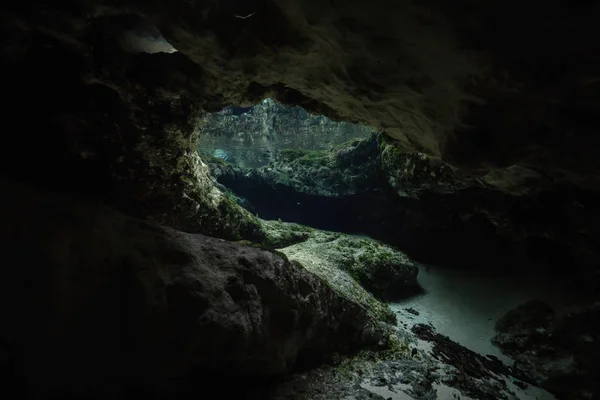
[492,300,600,399]
[261,220,420,301]
[0,179,394,397]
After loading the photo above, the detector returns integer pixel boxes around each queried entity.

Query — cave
[1,1,599,399]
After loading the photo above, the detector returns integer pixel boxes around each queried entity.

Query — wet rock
[492,300,600,399]
[263,322,547,400]
[411,324,536,400]
[275,227,420,301]
[261,220,314,248]
[218,134,384,198]
[493,300,555,353]
[380,138,473,199]
[0,179,392,396]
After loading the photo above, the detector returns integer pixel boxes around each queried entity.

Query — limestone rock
[0,179,392,396]
[213,134,385,198]
[380,139,473,198]
[261,220,314,248]
[197,98,374,169]
[492,301,600,399]
[273,224,420,301]
[6,1,600,192]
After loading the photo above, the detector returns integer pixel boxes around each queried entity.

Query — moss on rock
[286,250,398,326]
[258,220,420,328]
[261,220,314,248]
[279,148,332,166]
[221,134,383,198]
[379,135,470,199]
[278,230,420,301]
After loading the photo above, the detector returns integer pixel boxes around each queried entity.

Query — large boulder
[0,179,392,396]
[492,301,600,399]
[268,222,420,301]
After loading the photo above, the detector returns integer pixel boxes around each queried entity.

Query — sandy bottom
[386,263,582,400]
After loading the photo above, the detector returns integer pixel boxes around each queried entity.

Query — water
[392,263,580,362]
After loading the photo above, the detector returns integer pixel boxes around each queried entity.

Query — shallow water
[387,263,583,400]
[392,264,580,361]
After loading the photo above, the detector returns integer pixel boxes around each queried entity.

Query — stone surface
[272,223,420,301]
[0,12,267,242]
[4,1,600,193]
[211,132,472,200]
[238,321,554,400]
[261,220,315,249]
[239,134,384,197]
[492,301,600,399]
[0,179,392,396]
[380,137,473,199]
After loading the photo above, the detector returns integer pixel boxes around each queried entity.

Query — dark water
[218,174,519,269]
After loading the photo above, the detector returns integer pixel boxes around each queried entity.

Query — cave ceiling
[2,0,600,192]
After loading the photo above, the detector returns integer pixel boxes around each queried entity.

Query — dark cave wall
[0,17,264,241]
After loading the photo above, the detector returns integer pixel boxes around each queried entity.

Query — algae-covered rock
[280,244,397,326]
[261,219,314,248]
[269,223,420,301]
[379,136,471,199]
[215,134,384,198]
[197,98,374,169]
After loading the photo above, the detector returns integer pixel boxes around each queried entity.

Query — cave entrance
[198,99,512,268]
[197,98,374,168]
[197,98,387,239]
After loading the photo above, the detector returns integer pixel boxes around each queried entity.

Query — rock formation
[197,98,374,168]
[493,301,600,399]
[0,179,393,396]
[261,221,420,300]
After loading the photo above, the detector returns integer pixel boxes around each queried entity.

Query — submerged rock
[197,98,374,169]
[261,220,314,248]
[268,223,420,301]
[255,319,552,400]
[380,138,473,199]
[0,180,393,396]
[214,134,384,198]
[492,301,600,399]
